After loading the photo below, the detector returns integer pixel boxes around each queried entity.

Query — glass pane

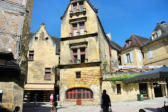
[74,56,77,64]
[86,92,89,99]
[77,93,81,99]
[81,55,85,63]
[70,93,72,99]
[73,93,76,99]
[83,92,85,99]
[73,49,77,53]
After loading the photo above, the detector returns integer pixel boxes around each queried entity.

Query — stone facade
[121,47,143,66]
[102,80,167,102]
[24,24,60,102]
[60,0,120,105]
[0,0,33,111]
[0,52,24,111]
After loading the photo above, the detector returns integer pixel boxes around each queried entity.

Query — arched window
[66,88,93,99]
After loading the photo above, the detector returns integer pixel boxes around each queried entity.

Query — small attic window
[35,37,38,40]
[45,37,49,41]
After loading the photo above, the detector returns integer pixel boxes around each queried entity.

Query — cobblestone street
[23,98,167,112]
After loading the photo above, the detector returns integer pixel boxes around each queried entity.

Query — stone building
[24,23,60,102]
[142,21,168,66]
[120,34,148,67]
[0,0,33,111]
[0,52,23,111]
[59,0,120,105]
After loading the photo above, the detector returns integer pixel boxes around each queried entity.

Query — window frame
[116,84,121,95]
[76,72,81,79]
[44,68,52,80]
[72,49,78,64]
[80,47,86,63]
[66,88,93,100]
[29,51,34,61]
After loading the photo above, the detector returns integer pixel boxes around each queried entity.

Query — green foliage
[106,73,139,81]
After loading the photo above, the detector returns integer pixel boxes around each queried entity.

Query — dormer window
[79,1,84,11]
[73,3,77,12]
[35,37,38,40]
[45,37,49,41]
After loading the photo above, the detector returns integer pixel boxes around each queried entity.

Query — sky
[30,0,168,46]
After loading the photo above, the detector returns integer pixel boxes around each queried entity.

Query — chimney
[106,33,111,40]
[160,21,166,24]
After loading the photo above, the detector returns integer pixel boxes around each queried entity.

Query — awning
[0,90,2,93]
[24,84,54,90]
[124,66,168,83]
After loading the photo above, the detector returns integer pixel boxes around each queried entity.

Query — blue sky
[30,0,168,46]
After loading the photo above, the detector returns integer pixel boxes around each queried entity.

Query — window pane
[73,49,77,53]
[117,84,121,94]
[81,55,85,63]
[70,93,72,99]
[86,92,89,98]
[77,93,81,99]
[74,56,77,64]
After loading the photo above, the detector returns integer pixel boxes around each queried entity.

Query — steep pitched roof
[97,16,121,52]
[122,34,149,50]
[143,21,168,47]
[152,21,168,36]
[61,0,98,20]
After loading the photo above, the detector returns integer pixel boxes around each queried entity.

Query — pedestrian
[51,102,57,112]
[13,106,20,112]
[50,94,54,103]
[101,90,111,112]
[34,94,37,106]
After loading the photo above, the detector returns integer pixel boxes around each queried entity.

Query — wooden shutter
[148,50,152,59]
[130,52,133,62]
[138,51,142,62]
[124,54,127,64]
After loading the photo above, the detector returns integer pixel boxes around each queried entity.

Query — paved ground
[23,98,167,112]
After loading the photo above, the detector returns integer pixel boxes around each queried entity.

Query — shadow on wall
[124,83,139,93]
[0,106,12,112]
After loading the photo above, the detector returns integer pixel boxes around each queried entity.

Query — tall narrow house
[60,0,120,105]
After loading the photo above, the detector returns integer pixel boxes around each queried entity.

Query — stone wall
[143,36,168,66]
[25,24,59,90]
[59,66,101,105]
[102,81,139,102]
[121,47,143,66]
[0,81,23,111]
[102,80,167,102]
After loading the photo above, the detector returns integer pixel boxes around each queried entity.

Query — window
[73,49,78,64]
[73,3,77,12]
[80,48,85,63]
[45,37,49,41]
[76,72,81,79]
[148,50,152,59]
[79,22,85,35]
[117,84,121,94]
[72,48,86,64]
[44,68,51,80]
[72,23,78,36]
[79,1,84,11]
[126,53,133,63]
[29,51,34,61]
[0,90,2,104]
[66,88,93,99]
[35,37,38,40]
